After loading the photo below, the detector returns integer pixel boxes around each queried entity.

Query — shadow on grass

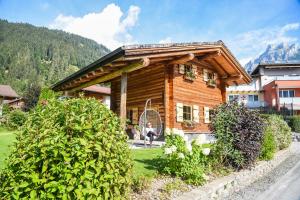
[134,157,161,171]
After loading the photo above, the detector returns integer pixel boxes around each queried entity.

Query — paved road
[257,156,300,200]
[226,143,300,200]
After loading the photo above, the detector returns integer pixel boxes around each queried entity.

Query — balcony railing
[246,101,266,108]
[280,97,300,110]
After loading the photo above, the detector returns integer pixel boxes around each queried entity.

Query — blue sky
[1,0,300,64]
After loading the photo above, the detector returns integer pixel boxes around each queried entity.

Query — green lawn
[132,148,162,178]
[0,127,16,169]
[0,126,162,178]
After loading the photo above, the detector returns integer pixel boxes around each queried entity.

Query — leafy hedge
[261,114,292,150]
[0,92,132,199]
[5,109,27,130]
[210,101,264,169]
[259,126,277,160]
[286,116,300,133]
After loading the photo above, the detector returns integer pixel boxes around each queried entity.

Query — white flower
[165,128,171,135]
[170,145,177,152]
[183,135,189,142]
[195,134,206,146]
[178,153,185,159]
[164,148,172,155]
[172,128,178,134]
[202,148,210,156]
[172,128,185,138]
[186,143,192,152]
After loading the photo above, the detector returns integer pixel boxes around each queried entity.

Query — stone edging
[175,147,292,200]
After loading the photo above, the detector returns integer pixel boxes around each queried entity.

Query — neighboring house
[0,85,19,116]
[263,80,300,114]
[7,98,25,110]
[52,41,251,136]
[80,85,111,108]
[227,62,300,114]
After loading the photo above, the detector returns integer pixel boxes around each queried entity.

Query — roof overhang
[52,41,251,92]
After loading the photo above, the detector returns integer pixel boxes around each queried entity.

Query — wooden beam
[224,75,242,85]
[125,49,219,60]
[198,50,221,61]
[68,58,150,92]
[167,53,195,65]
[120,72,128,125]
[209,58,227,75]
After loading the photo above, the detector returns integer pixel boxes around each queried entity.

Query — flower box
[207,79,216,87]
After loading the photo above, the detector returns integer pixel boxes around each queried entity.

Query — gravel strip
[224,154,300,200]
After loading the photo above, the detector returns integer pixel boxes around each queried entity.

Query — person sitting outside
[145,122,158,147]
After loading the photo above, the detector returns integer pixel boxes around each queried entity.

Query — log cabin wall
[110,64,165,125]
[169,62,226,133]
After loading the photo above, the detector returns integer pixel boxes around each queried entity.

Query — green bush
[260,126,277,160]
[6,109,27,129]
[286,116,300,133]
[2,104,10,116]
[0,94,132,199]
[158,131,211,185]
[210,101,264,169]
[262,114,291,150]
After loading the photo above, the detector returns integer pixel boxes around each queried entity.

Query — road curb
[175,145,293,200]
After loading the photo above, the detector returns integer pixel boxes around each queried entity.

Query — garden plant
[210,101,265,169]
[0,90,132,199]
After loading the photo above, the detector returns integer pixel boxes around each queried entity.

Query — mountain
[245,43,300,73]
[0,19,110,94]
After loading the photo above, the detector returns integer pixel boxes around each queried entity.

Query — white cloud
[227,22,300,64]
[159,37,172,44]
[49,4,140,50]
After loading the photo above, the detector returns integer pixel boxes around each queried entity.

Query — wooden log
[167,53,195,65]
[120,72,128,125]
[68,57,150,92]
[198,50,221,60]
[224,75,242,83]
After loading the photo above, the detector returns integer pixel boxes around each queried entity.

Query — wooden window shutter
[132,107,138,124]
[204,107,210,123]
[213,73,217,80]
[192,65,198,75]
[179,64,185,74]
[176,103,183,122]
[203,69,208,81]
[193,105,199,123]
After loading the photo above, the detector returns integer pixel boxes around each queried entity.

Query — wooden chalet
[52,41,251,135]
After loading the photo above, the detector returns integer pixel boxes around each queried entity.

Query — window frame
[248,94,259,102]
[228,94,239,102]
[279,90,295,98]
[183,105,192,121]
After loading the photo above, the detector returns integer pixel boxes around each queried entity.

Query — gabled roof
[0,85,19,98]
[251,61,300,75]
[82,85,111,95]
[52,41,251,92]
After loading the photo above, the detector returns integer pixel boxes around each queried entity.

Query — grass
[0,127,16,169]
[131,147,162,178]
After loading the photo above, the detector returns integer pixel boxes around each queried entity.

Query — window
[248,95,259,102]
[183,105,192,121]
[228,94,239,102]
[184,65,193,73]
[279,90,295,98]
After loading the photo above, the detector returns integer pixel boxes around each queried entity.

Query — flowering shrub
[210,101,264,169]
[159,129,211,185]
